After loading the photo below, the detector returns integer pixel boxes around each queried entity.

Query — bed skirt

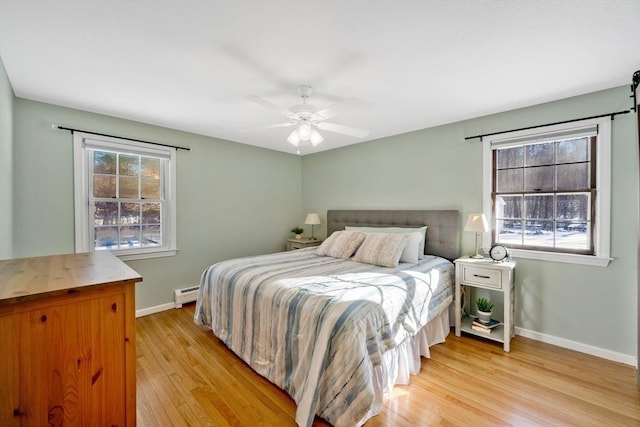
[358,307,451,426]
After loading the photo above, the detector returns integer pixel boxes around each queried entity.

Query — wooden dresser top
[0,251,142,305]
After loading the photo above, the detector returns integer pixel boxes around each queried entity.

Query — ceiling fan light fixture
[298,122,312,141]
[287,129,300,146]
[310,129,323,146]
[248,85,369,150]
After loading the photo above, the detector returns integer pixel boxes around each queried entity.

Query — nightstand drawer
[462,265,502,289]
[286,238,323,251]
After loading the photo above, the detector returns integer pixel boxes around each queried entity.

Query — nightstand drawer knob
[473,274,491,279]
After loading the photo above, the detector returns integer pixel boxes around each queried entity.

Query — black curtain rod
[464,109,631,142]
[55,125,191,151]
[632,70,639,113]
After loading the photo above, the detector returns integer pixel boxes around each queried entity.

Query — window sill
[506,248,611,267]
[109,248,177,261]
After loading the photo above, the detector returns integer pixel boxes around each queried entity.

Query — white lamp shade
[298,122,312,141]
[464,213,489,233]
[287,130,300,146]
[304,213,321,225]
[309,129,324,146]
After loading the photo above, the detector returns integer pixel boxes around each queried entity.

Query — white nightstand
[454,256,516,352]
[286,238,323,251]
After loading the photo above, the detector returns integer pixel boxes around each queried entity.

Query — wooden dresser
[0,252,142,426]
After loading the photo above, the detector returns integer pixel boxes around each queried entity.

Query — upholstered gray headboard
[327,210,461,261]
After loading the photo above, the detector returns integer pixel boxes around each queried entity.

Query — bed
[194,209,460,426]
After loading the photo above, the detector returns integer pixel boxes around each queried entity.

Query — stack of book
[471,317,502,334]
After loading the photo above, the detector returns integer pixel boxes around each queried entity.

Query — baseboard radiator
[174,285,200,308]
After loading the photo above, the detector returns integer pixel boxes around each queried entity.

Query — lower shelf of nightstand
[460,316,505,344]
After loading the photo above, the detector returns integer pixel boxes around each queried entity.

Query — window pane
[94,151,116,174]
[496,219,522,245]
[94,201,118,226]
[141,157,160,177]
[556,194,589,220]
[557,163,589,191]
[119,154,139,176]
[119,176,139,198]
[496,169,523,192]
[525,142,554,166]
[93,175,116,198]
[524,166,554,191]
[524,220,552,246]
[525,195,554,219]
[497,147,523,169]
[120,202,140,225]
[557,138,589,163]
[142,202,161,224]
[95,226,118,250]
[556,222,589,250]
[119,225,140,248]
[496,195,522,219]
[142,225,161,247]
[141,178,160,199]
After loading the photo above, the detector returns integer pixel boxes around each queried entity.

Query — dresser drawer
[462,265,503,289]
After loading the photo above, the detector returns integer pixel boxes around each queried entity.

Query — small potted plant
[291,226,304,240]
[476,297,493,324]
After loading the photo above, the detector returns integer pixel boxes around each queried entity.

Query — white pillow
[398,231,422,264]
[352,232,411,268]
[315,230,366,259]
[345,225,428,259]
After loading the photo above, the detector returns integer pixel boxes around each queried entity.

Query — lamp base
[308,224,317,240]
[471,232,483,258]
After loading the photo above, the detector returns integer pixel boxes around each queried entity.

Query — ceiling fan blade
[239,122,296,132]
[315,98,363,120]
[316,122,370,138]
[246,96,294,117]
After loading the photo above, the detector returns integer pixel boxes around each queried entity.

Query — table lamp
[304,213,321,240]
[464,213,489,259]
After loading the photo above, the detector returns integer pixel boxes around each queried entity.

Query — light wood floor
[136,304,640,426]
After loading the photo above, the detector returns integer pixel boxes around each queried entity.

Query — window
[482,117,611,266]
[74,132,177,260]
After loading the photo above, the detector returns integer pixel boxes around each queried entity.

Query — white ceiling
[0,1,638,155]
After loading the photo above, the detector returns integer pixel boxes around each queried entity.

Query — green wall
[0,57,13,260]
[302,86,638,358]
[12,98,302,310]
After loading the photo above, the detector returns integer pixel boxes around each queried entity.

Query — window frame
[73,132,177,261]
[482,117,611,267]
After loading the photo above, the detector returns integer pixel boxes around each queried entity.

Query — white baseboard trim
[515,327,637,367]
[135,302,176,318]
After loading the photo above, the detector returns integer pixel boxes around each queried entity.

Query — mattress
[194,248,454,426]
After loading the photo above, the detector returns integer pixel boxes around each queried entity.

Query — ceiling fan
[245,85,369,147]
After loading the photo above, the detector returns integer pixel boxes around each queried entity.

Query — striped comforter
[194,248,454,427]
